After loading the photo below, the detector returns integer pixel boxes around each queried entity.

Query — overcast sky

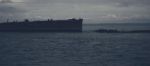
[0,0,150,23]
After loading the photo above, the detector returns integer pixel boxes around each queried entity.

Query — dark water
[0,23,150,66]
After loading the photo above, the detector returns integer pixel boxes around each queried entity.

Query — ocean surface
[0,23,150,66]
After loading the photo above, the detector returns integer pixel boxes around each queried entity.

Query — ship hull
[0,19,83,32]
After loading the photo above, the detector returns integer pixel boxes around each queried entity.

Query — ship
[0,18,83,32]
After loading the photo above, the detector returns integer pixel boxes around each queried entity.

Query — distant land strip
[94,29,150,33]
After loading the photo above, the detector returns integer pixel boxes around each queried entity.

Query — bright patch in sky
[11,0,23,2]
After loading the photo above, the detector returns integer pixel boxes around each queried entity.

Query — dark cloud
[0,1,27,22]
[0,0,13,3]
[0,5,24,13]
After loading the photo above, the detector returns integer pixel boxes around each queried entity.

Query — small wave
[94,29,150,33]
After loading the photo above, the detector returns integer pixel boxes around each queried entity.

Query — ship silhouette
[0,18,83,32]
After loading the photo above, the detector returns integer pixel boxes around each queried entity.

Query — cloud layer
[0,0,150,23]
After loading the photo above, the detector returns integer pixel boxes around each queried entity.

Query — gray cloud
[0,0,150,23]
[0,0,27,22]
[27,0,150,6]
